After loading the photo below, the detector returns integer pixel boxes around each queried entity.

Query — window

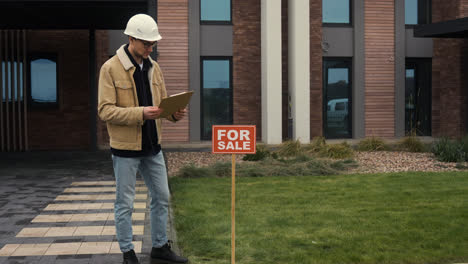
[322,0,351,25]
[405,0,431,25]
[201,57,233,140]
[323,58,352,138]
[2,61,24,102]
[200,0,231,24]
[405,59,431,136]
[28,54,58,108]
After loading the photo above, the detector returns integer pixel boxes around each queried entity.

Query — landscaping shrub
[304,136,327,154]
[242,145,271,161]
[431,137,465,162]
[212,162,231,177]
[357,137,389,151]
[276,154,312,164]
[330,159,359,171]
[318,142,354,159]
[176,156,357,178]
[276,140,302,157]
[398,135,425,152]
[459,135,468,161]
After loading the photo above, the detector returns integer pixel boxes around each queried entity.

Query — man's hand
[143,106,164,120]
[173,108,187,121]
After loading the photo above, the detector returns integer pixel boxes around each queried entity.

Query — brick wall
[309,0,323,138]
[432,0,468,138]
[233,0,322,141]
[462,0,468,17]
[27,30,92,150]
[364,0,395,138]
[25,30,108,150]
[95,30,110,149]
[233,0,262,139]
[158,0,190,143]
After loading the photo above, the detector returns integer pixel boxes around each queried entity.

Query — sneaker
[151,241,188,263]
[123,249,140,264]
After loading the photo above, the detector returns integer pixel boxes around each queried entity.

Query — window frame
[200,0,233,25]
[404,58,432,136]
[322,0,353,27]
[27,53,59,110]
[322,57,353,139]
[200,56,233,140]
[405,0,432,27]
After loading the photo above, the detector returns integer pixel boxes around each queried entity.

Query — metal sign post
[231,153,236,264]
[212,125,256,264]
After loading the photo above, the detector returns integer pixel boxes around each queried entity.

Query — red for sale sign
[212,125,256,154]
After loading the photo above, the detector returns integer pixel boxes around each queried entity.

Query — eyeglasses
[133,38,157,48]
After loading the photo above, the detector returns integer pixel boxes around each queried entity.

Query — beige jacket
[98,45,175,151]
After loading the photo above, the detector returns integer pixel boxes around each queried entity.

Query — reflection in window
[405,59,431,135]
[323,0,350,24]
[323,59,352,138]
[2,61,24,102]
[405,0,418,25]
[405,0,431,25]
[201,0,231,22]
[201,58,232,140]
[30,57,57,106]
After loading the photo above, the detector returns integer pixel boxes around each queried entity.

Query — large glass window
[2,61,24,102]
[200,0,231,23]
[322,0,351,24]
[201,57,232,140]
[405,0,431,25]
[323,58,352,138]
[405,59,431,136]
[29,54,58,108]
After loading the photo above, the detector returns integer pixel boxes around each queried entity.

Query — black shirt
[111,44,161,157]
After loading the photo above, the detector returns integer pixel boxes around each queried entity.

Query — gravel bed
[351,151,466,174]
[165,151,467,177]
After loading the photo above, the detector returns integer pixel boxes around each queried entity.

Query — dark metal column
[0,30,4,151]
[5,30,10,151]
[16,30,22,151]
[23,30,28,151]
[10,30,16,151]
[148,0,158,61]
[89,29,97,151]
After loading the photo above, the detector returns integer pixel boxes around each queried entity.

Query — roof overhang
[0,0,149,29]
[414,17,468,38]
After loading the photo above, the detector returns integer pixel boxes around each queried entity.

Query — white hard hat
[124,14,162,42]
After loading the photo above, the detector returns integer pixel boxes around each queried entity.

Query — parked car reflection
[327,98,349,129]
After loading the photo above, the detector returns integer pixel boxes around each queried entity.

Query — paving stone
[89,254,121,264]
[0,150,184,263]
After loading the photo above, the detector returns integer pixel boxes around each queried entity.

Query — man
[98,14,188,264]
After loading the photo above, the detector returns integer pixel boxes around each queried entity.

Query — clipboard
[159,91,194,118]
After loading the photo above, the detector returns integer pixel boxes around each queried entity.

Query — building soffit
[0,0,148,29]
[414,17,468,38]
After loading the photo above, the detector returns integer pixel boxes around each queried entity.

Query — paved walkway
[0,151,181,264]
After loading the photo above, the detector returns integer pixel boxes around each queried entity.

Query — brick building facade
[431,0,468,138]
[1,0,468,151]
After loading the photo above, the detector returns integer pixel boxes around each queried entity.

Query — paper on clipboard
[158,91,194,118]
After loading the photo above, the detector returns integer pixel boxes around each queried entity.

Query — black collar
[124,44,152,71]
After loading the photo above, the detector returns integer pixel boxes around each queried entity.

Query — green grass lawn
[170,172,468,264]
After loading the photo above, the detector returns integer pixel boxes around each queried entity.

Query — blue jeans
[112,151,169,252]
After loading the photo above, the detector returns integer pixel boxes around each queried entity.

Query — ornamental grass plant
[397,135,426,152]
[356,136,390,151]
